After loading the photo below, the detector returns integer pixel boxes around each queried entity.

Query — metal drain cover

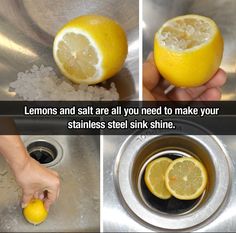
[24,136,63,167]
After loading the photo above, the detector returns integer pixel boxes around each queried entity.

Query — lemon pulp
[57,33,99,80]
[144,157,172,199]
[53,15,128,84]
[165,157,208,200]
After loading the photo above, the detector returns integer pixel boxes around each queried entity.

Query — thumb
[143,52,161,91]
[21,192,33,208]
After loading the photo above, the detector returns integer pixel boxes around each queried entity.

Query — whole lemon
[53,15,128,84]
[154,14,224,87]
[23,199,48,225]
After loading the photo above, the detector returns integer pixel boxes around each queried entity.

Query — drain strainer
[114,121,231,230]
[25,137,63,167]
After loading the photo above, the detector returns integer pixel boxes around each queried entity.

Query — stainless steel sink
[103,120,236,232]
[0,135,100,232]
[0,0,139,100]
[103,134,236,232]
[143,0,236,100]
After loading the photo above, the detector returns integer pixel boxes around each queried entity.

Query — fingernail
[39,194,44,200]
[21,203,27,208]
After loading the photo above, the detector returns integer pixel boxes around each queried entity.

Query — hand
[143,52,227,101]
[15,156,60,211]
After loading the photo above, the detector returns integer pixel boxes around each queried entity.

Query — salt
[9,65,119,101]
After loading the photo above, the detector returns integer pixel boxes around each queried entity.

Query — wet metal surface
[143,0,236,100]
[0,135,100,232]
[0,0,139,100]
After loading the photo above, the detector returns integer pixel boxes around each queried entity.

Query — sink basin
[0,135,100,232]
[103,134,235,232]
[0,0,139,100]
[143,0,236,100]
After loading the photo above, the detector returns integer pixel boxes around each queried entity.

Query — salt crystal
[9,65,119,101]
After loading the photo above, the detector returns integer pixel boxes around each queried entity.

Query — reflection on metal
[0,33,37,57]
[128,39,139,53]
[221,64,236,74]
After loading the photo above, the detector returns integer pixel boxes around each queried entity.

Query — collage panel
[1,0,138,101]
[0,0,138,232]
[143,0,235,101]
[0,0,236,232]
[0,135,100,232]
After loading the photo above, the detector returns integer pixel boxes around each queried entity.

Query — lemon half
[165,157,208,200]
[53,15,128,84]
[23,199,48,225]
[144,157,172,199]
[154,14,223,87]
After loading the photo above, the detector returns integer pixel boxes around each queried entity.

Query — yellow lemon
[23,199,48,225]
[53,15,128,84]
[144,157,172,199]
[154,14,223,87]
[165,157,208,200]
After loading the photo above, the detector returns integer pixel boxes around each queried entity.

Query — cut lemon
[144,157,172,199]
[165,157,208,200]
[23,199,48,225]
[53,15,128,84]
[154,14,223,87]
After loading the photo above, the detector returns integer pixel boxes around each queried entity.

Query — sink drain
[25,137,63,167]
[115,121,231,230]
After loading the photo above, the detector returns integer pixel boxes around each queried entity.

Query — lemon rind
[144,157,173,200]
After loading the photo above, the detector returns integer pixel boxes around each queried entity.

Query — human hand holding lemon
[16,157,60,212]
[143,14,227,101]
[16,157,60,225]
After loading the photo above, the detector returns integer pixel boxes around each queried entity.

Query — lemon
[53,15,128,84]
[165,157,208,200]
[154,14,223,87]
[23,199,48,225]
[144,157,172,199]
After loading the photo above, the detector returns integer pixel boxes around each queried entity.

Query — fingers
[21,191,33,208]
[143,52,162,91]
[44,175,60,211]
[143,86,156,100]
[205,68,227,88]
[33,191,39,199]
[167,68,226,101]
[196,87,221,101]
[44,189,59,211]
[39,193,45,200]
